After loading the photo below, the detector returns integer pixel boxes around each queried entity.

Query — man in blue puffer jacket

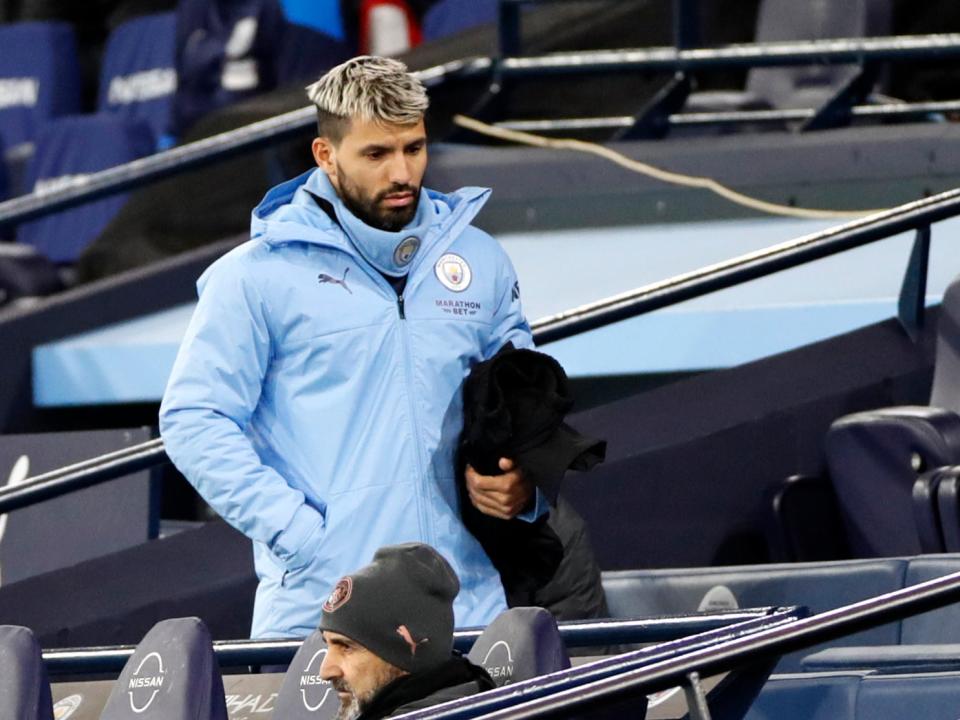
[159,55,541,639]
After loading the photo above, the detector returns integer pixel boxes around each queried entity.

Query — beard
[336,162,420,232]
[332,664,407,720]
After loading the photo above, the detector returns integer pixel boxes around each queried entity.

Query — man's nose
[319,652,340,681]
[387,153,412,186]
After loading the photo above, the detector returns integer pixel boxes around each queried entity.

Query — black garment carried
[461,343,606,503]
[459,343,607,615]
[357,655,494,720]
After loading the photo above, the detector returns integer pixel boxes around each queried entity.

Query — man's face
[313,117,428,232]
[320,631,407,720]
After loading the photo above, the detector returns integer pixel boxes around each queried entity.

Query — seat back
[422,0,497,42]
[743,672,864,720]
[272,629,339,720]
[0,22,80,153]
[900,555,960,645]
[17,115,154,263]
[97,12,177,146]
[746,0,891,109]
[0,625,53,719]
[937,474,960,551]
[603,559,905,672]
[467,607,570,686]
[825,407,960,557]
[856,671,960,720]
[99,617,227,720]
[930,275,960,415]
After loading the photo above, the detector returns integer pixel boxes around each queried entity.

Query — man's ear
[312,137,337,177]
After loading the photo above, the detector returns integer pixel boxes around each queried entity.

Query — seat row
[602,554,960,672]
[8,607,570,719]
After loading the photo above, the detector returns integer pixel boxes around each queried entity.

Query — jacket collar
[250,168,491,278]
[355,656,494,720]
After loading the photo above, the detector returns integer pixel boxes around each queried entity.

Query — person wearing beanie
[319,543,495,720]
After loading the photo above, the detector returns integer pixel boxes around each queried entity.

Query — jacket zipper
[395,290,433,546]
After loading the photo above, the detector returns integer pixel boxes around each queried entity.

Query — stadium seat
[824,275,960,558]
[683,0,892,115]
[0,625,54,719]
[174,0,285,134]
[602,559,905,671]
[467,607,571,686]
[422,0,497,42]
[97,12,178,148]
[745,0,892,111]
[272,629,339,719]
[825,407,960,557]
[899,555,960,644]
[17,114,155,264]
[99,617,228,720]
[742,672,865,720]
[936,471,960,551]
[855,671,960,720]
[0,21,80,155]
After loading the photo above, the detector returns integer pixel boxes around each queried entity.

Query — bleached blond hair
[306,56,429,143]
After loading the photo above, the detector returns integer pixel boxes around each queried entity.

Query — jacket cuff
[273,504,326,570]
[515,487,546,523]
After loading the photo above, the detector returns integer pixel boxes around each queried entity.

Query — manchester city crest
[393,236,420,267]
[435,253,472,292]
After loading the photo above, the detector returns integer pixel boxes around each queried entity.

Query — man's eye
[367,151,385,160]
[407,145,423,155]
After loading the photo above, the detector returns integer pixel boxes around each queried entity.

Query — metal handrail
[397,568,960,720]
[42,610,778,674]
[496,98,960,132]
[2,34,960,228]
[0,179,954,513]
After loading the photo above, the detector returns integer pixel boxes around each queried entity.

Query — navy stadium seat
[602,559,905,671]
[17,114,154,264]
[937,472,960,551]
[742,672,865,720]
[272,630,339,720]
[174,0,285,134]
[97,12,178,147]
[0,625,54,719]
[0,22,80,155]
[99,617,227,720]
[467,607,570,686]
[826,407,960,557]
[422,0,497,42]
[898,555,960,644]
[684,0,891,114]
[825,275,960,558]
[856,671,960,720]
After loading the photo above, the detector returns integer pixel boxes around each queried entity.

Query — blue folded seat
[97,12,178,148]
[0,22,80,155]
[17,115,155,264]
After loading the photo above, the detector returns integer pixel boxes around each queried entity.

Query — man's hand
[465,458,534,520]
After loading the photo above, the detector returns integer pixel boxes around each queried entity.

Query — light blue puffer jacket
[159,168,534,638]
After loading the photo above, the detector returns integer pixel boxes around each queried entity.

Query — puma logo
[396,625,429,656]
[318,267,352,294]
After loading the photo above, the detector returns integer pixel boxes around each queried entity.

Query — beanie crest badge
[396,624,429,656]
[323,578,352,612]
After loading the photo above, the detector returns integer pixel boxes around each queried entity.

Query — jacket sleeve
[159,256,325,571]
[485,246,534,357]
[485,243,546,521]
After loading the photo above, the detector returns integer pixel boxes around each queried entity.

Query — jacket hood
[250,168,492,267]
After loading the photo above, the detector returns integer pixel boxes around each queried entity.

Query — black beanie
[318,543,460,673]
